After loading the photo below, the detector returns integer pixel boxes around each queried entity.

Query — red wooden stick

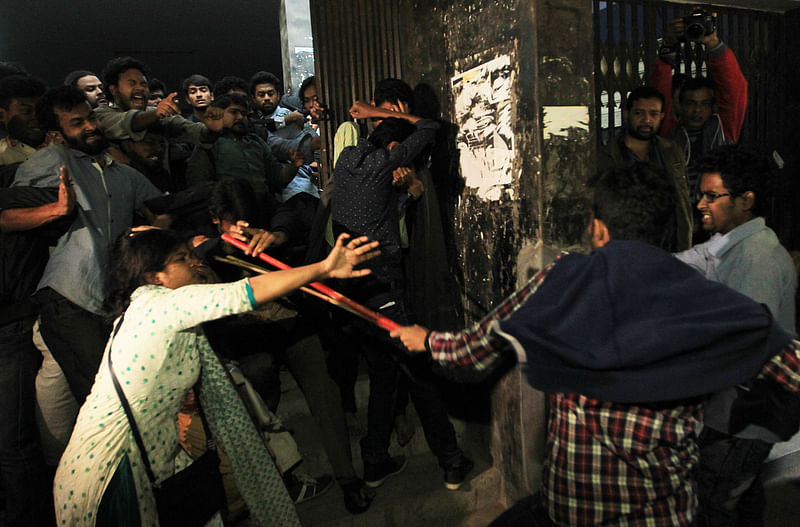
[221,234,402,331]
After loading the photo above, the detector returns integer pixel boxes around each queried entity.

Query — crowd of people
[0,10,799,527]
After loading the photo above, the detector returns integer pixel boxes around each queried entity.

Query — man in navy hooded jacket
[391,163,800,527]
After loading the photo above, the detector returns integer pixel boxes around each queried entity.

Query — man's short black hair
[373,78,413,109]
[208,178,263,226]
[182,74,212,96]
[148,78,167,94]
[64,70,97,87]
[35,85,89,132]
[214,76,248,96]
[590,163,677,250]
[695,145,772,217]
[210,93,249,111]
[624,86,666,112]
[249,71,282,96]
[101,57,150,88]
[368,117,416,150]
[0,74,46,109]
[298,76,315,101]
[679,77,716,104]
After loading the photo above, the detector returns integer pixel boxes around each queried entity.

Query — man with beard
[598,86,692,250]
[249,71,318,164]
[96,57,223,189]
[0,74,47,166]
[186,93,305,211]
[1,85,165,404]
[64,70,107,108]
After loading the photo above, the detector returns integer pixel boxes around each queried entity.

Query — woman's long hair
[103,228,187,319]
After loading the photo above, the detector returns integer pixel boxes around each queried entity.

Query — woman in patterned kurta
[54,228,377,527]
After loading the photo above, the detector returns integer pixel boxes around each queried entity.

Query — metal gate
[592,0,782,148]
[309,0,403,185]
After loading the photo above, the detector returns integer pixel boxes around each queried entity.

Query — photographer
[649,8,748,172]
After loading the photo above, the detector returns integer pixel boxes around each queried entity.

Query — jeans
[36,288,112,404]
[0,318,51,526]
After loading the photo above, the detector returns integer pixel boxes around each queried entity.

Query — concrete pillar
[399,0,595,505]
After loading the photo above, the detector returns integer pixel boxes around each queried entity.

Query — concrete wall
[399,0,594,503]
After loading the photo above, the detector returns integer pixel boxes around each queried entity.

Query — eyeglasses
[696,191,731,203]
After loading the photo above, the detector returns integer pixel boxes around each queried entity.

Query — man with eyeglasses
[676,144,797,526]
[391,162,800,527]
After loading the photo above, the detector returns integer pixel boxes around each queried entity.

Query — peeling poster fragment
[451,54,513,201]
[542,106,589,139]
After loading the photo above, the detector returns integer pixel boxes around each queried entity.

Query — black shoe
[363,455,408,487]
[287,473,335,503]
[444,455,474,490]
[341,478,376,514]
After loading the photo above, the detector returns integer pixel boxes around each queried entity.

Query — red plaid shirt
[427,254,800,526]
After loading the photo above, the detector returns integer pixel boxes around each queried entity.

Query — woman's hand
[389,325,429,352]
[322,233,380,279]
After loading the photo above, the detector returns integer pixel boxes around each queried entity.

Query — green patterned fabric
[198,343,300,527]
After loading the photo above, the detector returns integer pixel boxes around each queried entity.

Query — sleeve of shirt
[10,148,63,188]
[260,139,286,193]
[427,255,563,370]
[674,242,713,275]
[707,42,747,143]
[388,118,439,169]
[159,115,213,144]
[95,106,147,141]
[649,57,678,139]
[265,131,314,164]
[758,341,800,393]
[333,121,360,168]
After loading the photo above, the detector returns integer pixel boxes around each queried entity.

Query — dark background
[0,0,284,96]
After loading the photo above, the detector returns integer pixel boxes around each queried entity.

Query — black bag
[151,447,225,527]
[108,315,226,527]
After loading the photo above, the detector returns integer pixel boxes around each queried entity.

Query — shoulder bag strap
[107,313,160,485]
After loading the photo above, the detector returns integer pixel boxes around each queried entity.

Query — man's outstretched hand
[390,325,429,352]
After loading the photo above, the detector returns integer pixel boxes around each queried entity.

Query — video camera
[682,7,717,42]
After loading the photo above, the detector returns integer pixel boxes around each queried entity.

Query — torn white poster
[451,55,514,201]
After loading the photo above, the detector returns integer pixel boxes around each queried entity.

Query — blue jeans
[0,318,50,525]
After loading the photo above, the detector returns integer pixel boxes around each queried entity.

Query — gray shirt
[11,144,162,314]
[675,217,797,334]
[676,217,798,442]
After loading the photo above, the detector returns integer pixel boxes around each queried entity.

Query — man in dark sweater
[331,101,473,491]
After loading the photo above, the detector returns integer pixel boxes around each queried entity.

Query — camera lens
[685,22,705,41]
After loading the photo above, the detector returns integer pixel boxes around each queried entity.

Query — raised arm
[0,166,75,232]
[391,256,563,373]
[247,233,378,304]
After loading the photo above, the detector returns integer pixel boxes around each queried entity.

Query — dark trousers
[353,287,461,469]
[36,288,112,405]
[696,427,773,527]
[0,317,51,526]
